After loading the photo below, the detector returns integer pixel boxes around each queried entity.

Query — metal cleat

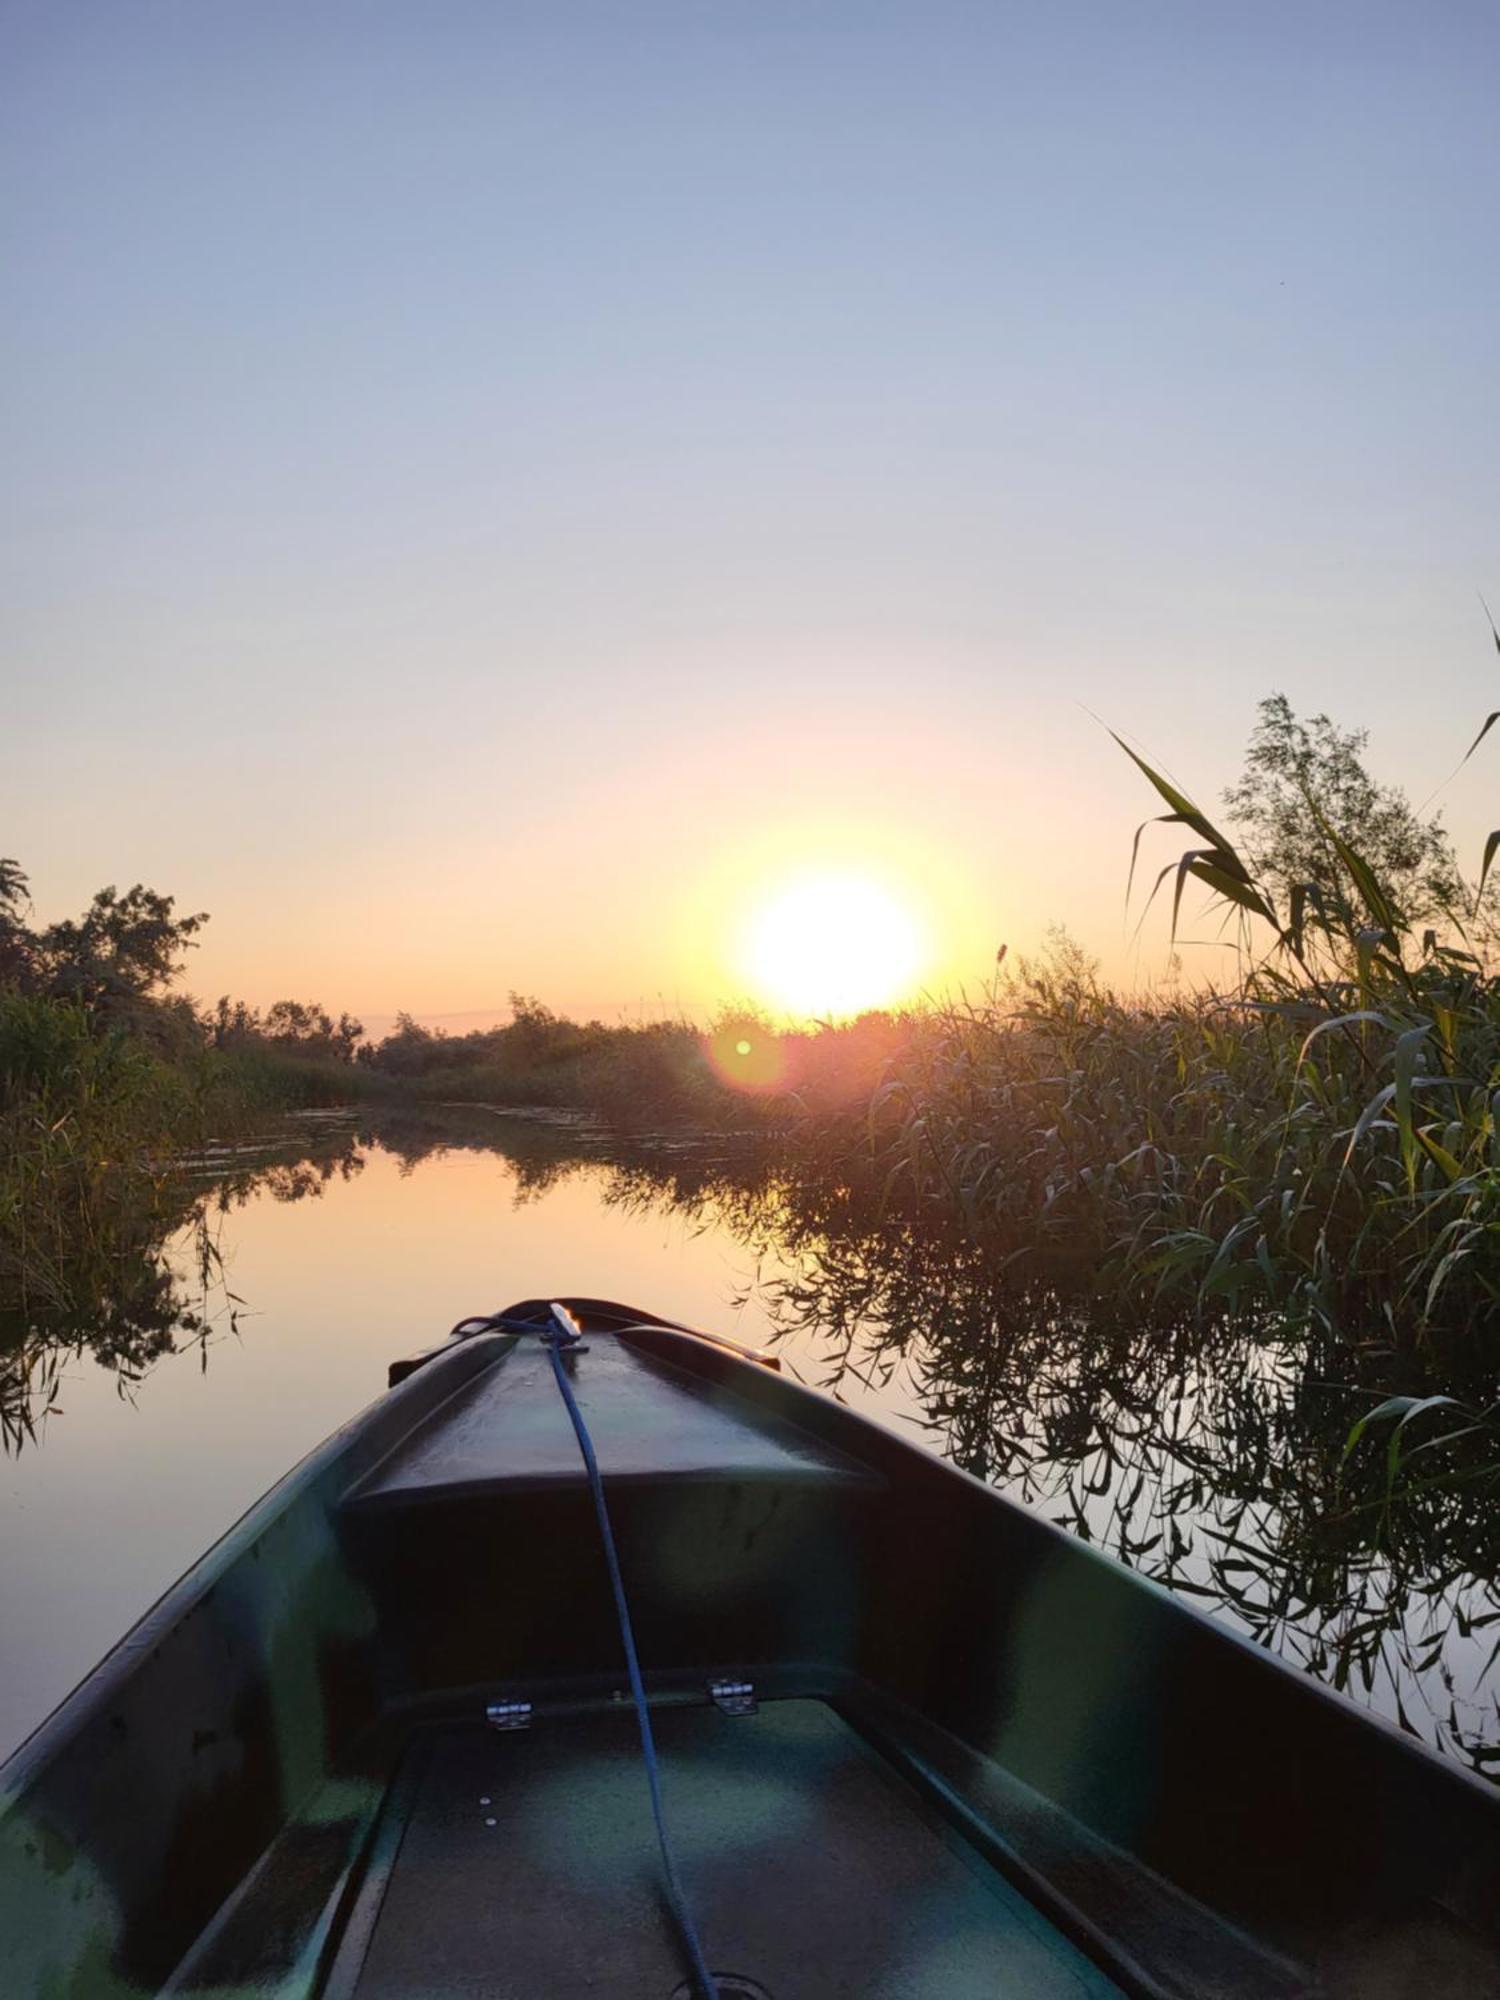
[485,1700,533,1731]
[708,1677,757,1717]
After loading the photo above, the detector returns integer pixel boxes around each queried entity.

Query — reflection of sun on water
[741,872,927,1019]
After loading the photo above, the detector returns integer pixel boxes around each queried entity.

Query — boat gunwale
[0,1328,514,1800]
[619,1319,1500,1810]
[6,1293,1500,1821]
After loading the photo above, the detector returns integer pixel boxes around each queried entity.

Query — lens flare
[705,1017,788,1092]
[741,873,926,1019]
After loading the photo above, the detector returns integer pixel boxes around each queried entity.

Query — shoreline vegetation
[6,687,1500,1491]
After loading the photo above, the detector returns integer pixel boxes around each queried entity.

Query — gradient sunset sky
[5,2,1498,1024]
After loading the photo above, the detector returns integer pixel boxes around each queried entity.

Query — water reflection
[601,1153,1500,1777]
[5,1108,1497,1776]
[0,1107,733,1450]
[1,1118,367,1452]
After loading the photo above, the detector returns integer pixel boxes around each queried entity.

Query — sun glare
[742,873,926,1019]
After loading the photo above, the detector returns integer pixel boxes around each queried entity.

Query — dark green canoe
[4,1298,1499,1998]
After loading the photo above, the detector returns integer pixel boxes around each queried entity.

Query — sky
[4,1,1498,1025]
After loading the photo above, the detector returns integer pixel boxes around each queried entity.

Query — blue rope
[544,1312,719,2000]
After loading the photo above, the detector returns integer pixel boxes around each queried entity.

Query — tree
[1222,695,1466,933]
[262,999,363,1063]
[209,996,261,1049]
[365,1011,443,1074]
[39,883,208,1012]
[0,859,36,989]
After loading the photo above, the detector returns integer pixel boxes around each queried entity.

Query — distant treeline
[0,848,913,1138]
[336,994,912,1122]
[0,854,909,1330]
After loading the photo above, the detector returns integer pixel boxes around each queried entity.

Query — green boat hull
[3,1298,1498,1997]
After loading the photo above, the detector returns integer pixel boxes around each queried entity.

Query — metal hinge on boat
[708,1677,757,1717]
[485,1700,533,1732]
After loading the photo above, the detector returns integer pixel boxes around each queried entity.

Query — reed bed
[771,720,1500,1503]
[789,947,1500,1352]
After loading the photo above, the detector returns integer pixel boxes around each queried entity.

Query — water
[3,1108,1497,1776]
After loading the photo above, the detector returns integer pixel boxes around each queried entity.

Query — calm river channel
[4,1108,1497,1778]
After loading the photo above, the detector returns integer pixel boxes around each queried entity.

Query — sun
[741,873,927,1018]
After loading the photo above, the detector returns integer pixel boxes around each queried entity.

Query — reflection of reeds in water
[0,1107,366,1453]
[0,1101,669,1451]
[599,1146,1500,1778]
